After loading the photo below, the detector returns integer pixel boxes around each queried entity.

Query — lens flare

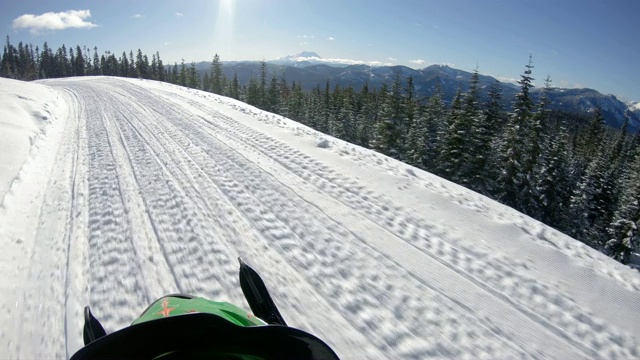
[212,0,235,56]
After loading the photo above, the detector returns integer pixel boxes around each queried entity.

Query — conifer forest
[2,37,638,265]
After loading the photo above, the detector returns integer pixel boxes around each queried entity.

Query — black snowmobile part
[238,257,288,326]
[71,312,340,360]
[83,306,106,345]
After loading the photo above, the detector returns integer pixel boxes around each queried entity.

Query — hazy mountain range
[194,52,639,131]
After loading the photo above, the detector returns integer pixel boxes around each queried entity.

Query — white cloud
[558,79,585,89]
[368,61,394,67]
[175,12,184,17]
[292,55,388,67]
[297,34,315,39]
[299,41,308,46]
[327,37,335,41]
[497,76,519,84]
[133,14,145,19]
[387,57,397,61]
[12,10,97,34]
[409,59,426,65]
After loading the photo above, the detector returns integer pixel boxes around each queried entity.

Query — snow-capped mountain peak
[289,51,321,59]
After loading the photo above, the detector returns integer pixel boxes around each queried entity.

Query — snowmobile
[71,258,340,359]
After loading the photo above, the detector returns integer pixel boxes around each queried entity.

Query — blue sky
[2,0,639,102]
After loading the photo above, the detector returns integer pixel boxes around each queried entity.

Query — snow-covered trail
[1,77,639,359]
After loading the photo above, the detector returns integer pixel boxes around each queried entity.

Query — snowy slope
[0,76,639,359]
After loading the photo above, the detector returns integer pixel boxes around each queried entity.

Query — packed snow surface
[1,77,639,359]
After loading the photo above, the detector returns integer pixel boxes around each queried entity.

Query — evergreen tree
[288,81,305,121]
[179,59,187,86]
[121,52,130,77]
[371,79,405,159]
[568,138,618,249]
[136,49,147,78]
[150,53,158,80]
[129,50,137,77]
[229,72,240,99]
[606,220,637,264]
[439,88,466,180]
[210,54,223,94]
[202,72,211,92]
[405,76,426,167]
[371,84,401,158]
[355,83,374,147]
[259,60,268,107]
[92,46,101,75]
[577,108,606,160]
[535,123,574,228]
[463,68,490,191]
[328,84,344,138]
[245,76,261,106]
[74,45,85,76]
[267,75,280,113]
[422,86,446,172]
[498,56,535,210]
[156,52,165,82]
[338,86,357,142]
[188,61,199,88]
[606,151,640,263]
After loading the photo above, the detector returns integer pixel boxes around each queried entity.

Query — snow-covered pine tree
[211,54,223,94]
[339,86,356,143]
[188,61,199,88]
[371,75,407,160]
[406,76,428,167]
[422,86,446,173]
[606,149,640,263]
[439,88,468,183]
[355,83,374,147]
[372,82,404,157]
[156,52,165,82]
[534,121,574,228]
[464,68,493,193]
[498,56,535,210]
[479,80,505,196]
[229,73,240,100]
[266,75,281,113]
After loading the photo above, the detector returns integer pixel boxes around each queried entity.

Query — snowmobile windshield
[71,296,340,360]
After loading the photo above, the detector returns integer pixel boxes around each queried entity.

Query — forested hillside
[2,37,638,265]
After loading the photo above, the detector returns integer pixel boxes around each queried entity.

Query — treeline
[2,37,638,265]
[237,59,639,265]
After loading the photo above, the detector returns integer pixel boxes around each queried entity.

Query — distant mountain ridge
[194,53,639,131]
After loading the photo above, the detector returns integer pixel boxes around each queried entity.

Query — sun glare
[213,0,235,55]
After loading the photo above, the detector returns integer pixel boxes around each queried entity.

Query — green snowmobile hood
[133,296,267,327]
[71,295,340,360]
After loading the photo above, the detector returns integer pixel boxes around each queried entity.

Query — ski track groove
[80,85,154,332]
[63,87,92,358]
[152,84,639,359]
[109,91,235,299]
[62,89,81,359]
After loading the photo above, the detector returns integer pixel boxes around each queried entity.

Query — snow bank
[0,78,66,203]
